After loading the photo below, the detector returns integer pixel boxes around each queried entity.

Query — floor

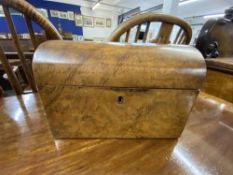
[0,92,232,175]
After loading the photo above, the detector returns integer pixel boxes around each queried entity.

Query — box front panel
[39,86,198,138]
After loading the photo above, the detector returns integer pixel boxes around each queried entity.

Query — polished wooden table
[0,93,232,174]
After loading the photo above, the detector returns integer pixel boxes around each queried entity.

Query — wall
[0,0,83,36]
[45,0,121,41]
[177,0,233,44]
[185,16,211,45]
[81,7,119,41]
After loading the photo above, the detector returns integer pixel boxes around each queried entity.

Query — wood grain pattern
[3,6,38,92]
[108,12,192,44]
[0,39,34,52]
[0,93,232,174]
[39,86,198,138]
[33,41,206,139]
[33,41,206,89]
[24,15,38,49]
[202,68,233,103]
[206,57,233,73]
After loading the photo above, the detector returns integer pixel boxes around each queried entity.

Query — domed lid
[33,41,206,90]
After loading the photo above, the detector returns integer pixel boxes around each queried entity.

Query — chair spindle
[0,46,22,95]
[134,24,141,42]
[24,15,38,49]
[143,22,151,43]
[3,6,37,92]
[125,29,131,42]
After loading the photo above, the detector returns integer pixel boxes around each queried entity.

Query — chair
[108,12,192,44]
[0,0,62,95]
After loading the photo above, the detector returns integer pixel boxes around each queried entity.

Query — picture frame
[72,34,84,41]
[0,33,7,39]
[22,33,30,39]
[1,5,22,16]
[7,33,12,39]
[77,35,84,41]
[75,14,83,27]
[59,11,68,19]
[10,8,22,16]
[37,8,48,18]
[94,17,105,27]
[0,5,3,16]
[83,16,94,27]
[50,10,59,18]
[67,11,74,21]
[106,18,112,28]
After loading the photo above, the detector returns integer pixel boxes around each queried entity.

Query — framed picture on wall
[72,34,84,41]
[75,14,83,27]
[59,11,68,19]
[83,16,94,27]
[67,11,74,21]
[1,6,21,16]
[22,33,30,39]
[0,33,7,39]
[94,17,105,27]
[37,8,48,18]
[50,10,59,18]
[0,5,3,16]
[106,18,112,28]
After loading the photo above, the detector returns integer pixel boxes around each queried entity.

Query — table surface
[206,57,233,73]
[0,92,232,175]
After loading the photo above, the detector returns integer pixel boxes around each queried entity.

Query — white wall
[47,0,233,43]
[46,0,121,41]
[177,0,232,18]
[81,7,119,41]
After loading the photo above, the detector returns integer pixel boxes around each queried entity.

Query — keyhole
[118,96,124,104]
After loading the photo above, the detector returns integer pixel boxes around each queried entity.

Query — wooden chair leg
[0,47,23,95]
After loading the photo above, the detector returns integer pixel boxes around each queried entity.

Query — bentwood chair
[109,12,192,45]
[0,0,62,95]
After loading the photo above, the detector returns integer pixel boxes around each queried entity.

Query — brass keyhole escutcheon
[118,96,124,104]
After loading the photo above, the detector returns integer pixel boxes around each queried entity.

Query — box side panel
[39,86,198,139]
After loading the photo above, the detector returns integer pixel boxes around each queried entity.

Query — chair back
[0,0,62,94]
[109,12,192,45]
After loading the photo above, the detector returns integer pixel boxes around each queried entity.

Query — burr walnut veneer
[33,41,206,139]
